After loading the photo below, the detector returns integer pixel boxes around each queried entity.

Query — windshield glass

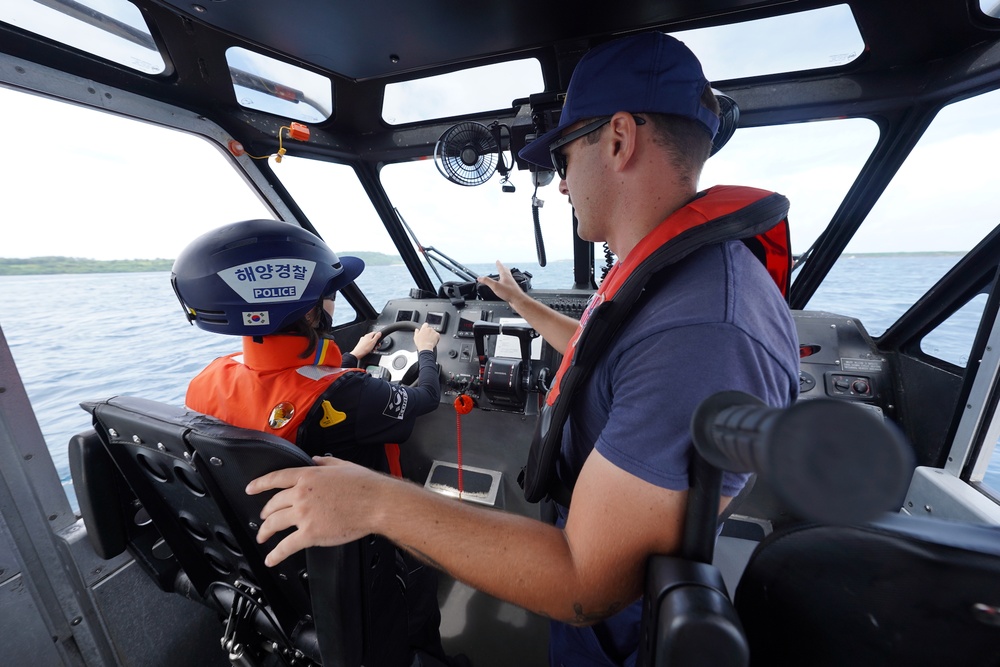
[375,116,878,292]
[271,156,419,313]
[700,117,879,262]
[810,88,1000,336]
[0,87,273,510]
[380,160,578,290]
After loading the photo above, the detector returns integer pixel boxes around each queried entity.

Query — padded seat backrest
[734,512,1000,667]
[83,396,320,627]
[78,395,408,666]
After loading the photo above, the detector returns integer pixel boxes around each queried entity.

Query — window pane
[1,0,165,74]
[921,293,987,367]
[700,117,879,262]
[0,88,272,511]
[674,4,864,81]
[270,157,415,313]
[226,47,333,122]
[808,254,963,338]
[383,59,543,125]
[812,88,1000,332]
[983,440,1000,494]
[0,88,271,260]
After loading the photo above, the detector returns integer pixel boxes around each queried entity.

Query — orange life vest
[186,335,361,445]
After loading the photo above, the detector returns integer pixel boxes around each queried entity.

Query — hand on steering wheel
[412,322,440,351]
[369,323,440,384]
[375,321,439,351]
[350,330,382,358]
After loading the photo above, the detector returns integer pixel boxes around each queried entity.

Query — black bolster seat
[637,392,1000,667]
[734,512,1000,667]
[70,395,408,667]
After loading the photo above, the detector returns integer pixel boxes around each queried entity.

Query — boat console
[362,289,593,416]
[362,295,898,422]
[794,310,896,419]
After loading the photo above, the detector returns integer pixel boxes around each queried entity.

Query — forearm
[251,454,664,625]
[505,292,579,355]
[370,475,634,623]
[411,349,441,408]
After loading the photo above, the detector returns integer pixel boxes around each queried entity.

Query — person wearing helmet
[172,219,442,465]
[172,219,452,665]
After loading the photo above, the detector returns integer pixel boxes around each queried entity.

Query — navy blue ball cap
[518,32,719,170]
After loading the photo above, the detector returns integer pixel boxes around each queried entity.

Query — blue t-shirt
[550,239,800,666]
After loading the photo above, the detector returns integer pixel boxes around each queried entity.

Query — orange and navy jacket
[186,335,440,468]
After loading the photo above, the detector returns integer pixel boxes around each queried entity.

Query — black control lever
[472,321,539,366]
[500,321,540,363]
[472,321,501,365]
[691,391,914,526]
[472,320,541,410]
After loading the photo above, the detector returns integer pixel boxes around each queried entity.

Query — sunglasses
[547,115,646,179]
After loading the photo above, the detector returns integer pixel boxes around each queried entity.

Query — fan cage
[434,121,499,186]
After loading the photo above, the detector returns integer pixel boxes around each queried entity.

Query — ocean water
[1,255,997,513]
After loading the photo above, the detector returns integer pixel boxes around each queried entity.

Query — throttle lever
[472,320,539,368]
[500,321,540,364]
[472,320,541,411]
[472,321,501,367]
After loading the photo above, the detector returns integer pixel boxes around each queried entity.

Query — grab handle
[691,392,914,525]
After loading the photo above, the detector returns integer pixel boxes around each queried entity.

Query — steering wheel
[374,321,420,383]
[376,320,420,340]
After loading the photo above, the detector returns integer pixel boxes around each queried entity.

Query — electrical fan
[434,121,499,186]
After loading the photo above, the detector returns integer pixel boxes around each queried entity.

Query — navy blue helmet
[171,219,364,336]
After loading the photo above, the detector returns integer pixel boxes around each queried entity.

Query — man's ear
[606,112,640,169]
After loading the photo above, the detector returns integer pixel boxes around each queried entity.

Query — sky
[2,2,1000,264]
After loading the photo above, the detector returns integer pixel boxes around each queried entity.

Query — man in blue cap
[247,32,799,665]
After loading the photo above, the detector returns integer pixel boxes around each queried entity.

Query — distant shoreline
[0,252,404,276]
[0,251,966,276]
[837,251,965,258]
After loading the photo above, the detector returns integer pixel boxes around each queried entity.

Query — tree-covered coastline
[0,252,403,275]
[0,250,964,275]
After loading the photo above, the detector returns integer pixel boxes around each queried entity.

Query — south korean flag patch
[243,311,270,326]
[382,385,408,420]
